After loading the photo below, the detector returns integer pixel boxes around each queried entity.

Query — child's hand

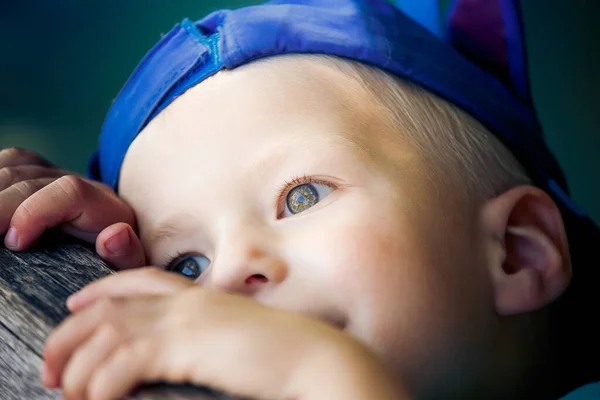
[43,268,403,400]
[0,147,146,270]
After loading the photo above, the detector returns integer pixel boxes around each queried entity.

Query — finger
[95,222,147,271]
[91,320,404,400]
[8,175,136,250]
[0,165,66,191]
[44,296,161,388]
[60,326,120,399]
[0,178,57,240]
[43,301,117,388]
[86,306,302,400]
[87,337,156,400]
[66,267,193,312]
[0,147,55,168]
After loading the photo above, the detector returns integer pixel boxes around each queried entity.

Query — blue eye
[167,255,211,280]
[284,183,334,217]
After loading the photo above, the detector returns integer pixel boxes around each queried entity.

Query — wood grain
[0,233,241,400]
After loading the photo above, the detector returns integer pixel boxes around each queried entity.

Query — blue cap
[88,0,599,291]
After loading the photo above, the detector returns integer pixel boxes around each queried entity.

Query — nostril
[245,274,268,285]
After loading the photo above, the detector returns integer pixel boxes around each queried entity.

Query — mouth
[324,315,347,331]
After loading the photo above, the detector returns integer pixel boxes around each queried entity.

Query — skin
[115,56,506,397]
[2,56,571,399]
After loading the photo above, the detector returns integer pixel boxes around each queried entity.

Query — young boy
[1,0,598,399]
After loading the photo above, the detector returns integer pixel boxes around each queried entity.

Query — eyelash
[275,174,337,218]
[162,251,187,271]
[161,175,338,268]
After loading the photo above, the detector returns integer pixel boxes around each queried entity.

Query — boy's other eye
[283,182,334,217]
[167,255,211,280]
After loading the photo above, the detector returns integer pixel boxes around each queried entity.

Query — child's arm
[43,268,406,400]
[0,147,146,270]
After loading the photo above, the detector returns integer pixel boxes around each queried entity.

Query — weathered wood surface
[0,233,240,400]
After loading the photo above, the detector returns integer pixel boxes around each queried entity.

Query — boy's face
[119,57,498,395]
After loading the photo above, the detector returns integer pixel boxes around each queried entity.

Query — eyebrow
[144,133,369,247]
[143,216,192,247]
[249,132,371,177]
[325,131,374,162]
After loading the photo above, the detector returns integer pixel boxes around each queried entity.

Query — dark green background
[1,0,598,223]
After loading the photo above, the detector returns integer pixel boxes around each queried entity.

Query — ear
[481,185,572,316]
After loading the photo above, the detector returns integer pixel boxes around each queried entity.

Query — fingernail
[40,362,49,383]
[66,292,79,310]
[40,362,55,387]
[104,229,130,255]
[5,227,18,249]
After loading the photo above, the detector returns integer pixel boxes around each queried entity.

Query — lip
[324,315,347,331]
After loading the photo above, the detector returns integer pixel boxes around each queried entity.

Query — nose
[206,231,288,296]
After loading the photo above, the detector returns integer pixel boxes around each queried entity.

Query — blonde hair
[227,53,531,203]
[313,55,532,203]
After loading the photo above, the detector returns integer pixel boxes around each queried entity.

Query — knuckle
[121,341,142,359]
[94,297,122,321]
[56,174,85,192]
[0,147,47,167]
[55,175,87,201]
[0,147,23,162]
[142,266,163,278]
[12,179,43,198]
[125,338,154,368]
[93,322,124,349]
[0,166,18,187]
[12,182,54,222]
[61,372,80,400]
[97,323,121,341]
[87,375,109,400]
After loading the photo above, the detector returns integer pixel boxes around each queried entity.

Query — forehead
[169,57,383,143]
[120,56,398,186]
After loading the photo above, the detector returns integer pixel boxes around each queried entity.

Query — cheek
[291,213,492,379]
[321,225,432,307]
[313,225,409,288]
[295,218,435,324]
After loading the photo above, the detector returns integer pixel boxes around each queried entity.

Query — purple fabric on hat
[448,0,510,92]
[499,0,531,104]
[447,0,532,104]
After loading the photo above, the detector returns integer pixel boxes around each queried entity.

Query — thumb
[95,223,147,271]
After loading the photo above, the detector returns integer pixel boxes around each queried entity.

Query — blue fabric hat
[88,0,599,340]
[92,0,563,192]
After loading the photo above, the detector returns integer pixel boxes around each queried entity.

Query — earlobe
[481,186,572,316]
